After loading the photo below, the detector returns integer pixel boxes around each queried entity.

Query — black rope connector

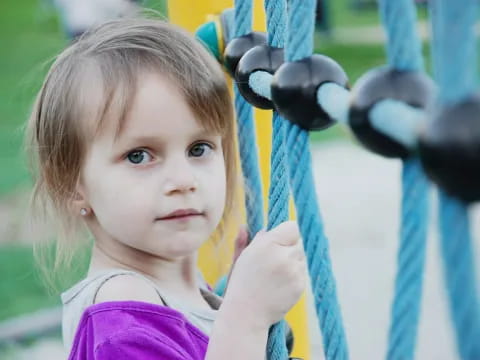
[349,67,434,159]
[223,32,267,77]
[271,54,348,131]
[418,93,480,203]
[236,44,284,109]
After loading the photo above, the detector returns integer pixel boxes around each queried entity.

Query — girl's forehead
[114,110,215,146]
[79,65,224,145]
[96,104,216,149]
[116,73,216,138]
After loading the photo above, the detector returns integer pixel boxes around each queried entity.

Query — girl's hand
[222,220,307,330]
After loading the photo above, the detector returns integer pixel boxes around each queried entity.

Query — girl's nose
[163,159,198,195]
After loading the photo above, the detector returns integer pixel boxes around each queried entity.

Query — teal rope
[386,159,429,360]
[430,0,480,358]
[264,0,290,358]
[379,0,423,71]
[377,1,430,359]
[234,0,252,37]
[234,86,265,239]
[438,192,480,359]
[233,0,264,240]
[265,117,289,231]
[248,68,425,148]
[265,113,290,360]
[265,0,286,47]
[283,0,348,358]
[431,0,477,105]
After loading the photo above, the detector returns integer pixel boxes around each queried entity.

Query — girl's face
[78,71,227,260]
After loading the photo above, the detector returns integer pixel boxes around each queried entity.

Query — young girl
[26,17,306,359]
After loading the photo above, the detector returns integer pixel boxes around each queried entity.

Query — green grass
[144,0,168,15]
[0,243,91,321]
[0,0,66,196]
[329,0,429,28]
[0,245,57,321]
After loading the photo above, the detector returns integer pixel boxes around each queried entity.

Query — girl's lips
[158,209,203,220]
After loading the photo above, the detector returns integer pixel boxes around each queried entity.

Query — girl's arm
[205,297,269,360]
[206,221,307,360]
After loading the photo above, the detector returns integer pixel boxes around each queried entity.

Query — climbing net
[198,0,480,359]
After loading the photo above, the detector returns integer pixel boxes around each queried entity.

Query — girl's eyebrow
[118,135,162,146]
[111,135,161,151]
[115,129,217,148]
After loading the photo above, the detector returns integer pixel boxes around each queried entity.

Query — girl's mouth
[157,208,204,221]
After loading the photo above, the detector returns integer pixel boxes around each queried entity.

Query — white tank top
[60,269,222,351]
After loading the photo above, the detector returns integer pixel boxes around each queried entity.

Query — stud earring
[80,208,88,216]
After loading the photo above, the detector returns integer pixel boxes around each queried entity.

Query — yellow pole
[167,1,310,358]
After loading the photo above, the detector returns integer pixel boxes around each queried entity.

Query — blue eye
[126,150,152,164]
[189,143,213,157]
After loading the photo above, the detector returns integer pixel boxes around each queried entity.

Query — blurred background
[3,0,479,359]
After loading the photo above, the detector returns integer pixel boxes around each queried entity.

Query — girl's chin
[148,234,209,257]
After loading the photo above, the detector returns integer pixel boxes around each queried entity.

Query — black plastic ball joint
[418,94,480,203]
[349,67,435,159]
[236,44,284,109]
[271,54,348,131]
[223,32,267,77]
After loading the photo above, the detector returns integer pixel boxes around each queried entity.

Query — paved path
[306,140,480,359]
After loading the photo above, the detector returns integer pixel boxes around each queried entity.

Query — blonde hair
[25,17,238,289]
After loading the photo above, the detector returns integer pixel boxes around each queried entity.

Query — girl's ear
[71,180,90,215]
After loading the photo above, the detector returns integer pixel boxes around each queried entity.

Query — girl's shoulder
[62,267,211,306]
[92,272,163,305]
[61,268,165,350]
[61,268,164,306]
[68,301,208,360]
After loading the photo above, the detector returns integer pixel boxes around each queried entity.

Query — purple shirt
[68,301,209,360]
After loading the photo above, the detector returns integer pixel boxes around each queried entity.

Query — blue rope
[379,0,423,71]
[286,0,314,61]
[265,120,289,234]
[386,159,429,360]
[234,0,252,37]
[265,116,290,360]
[438,192,480,359]
[430,1,480,358]
[248,70,425,148]
[431,0,477,105]
[283,0,349,358]
[377,1,430,359]
[234,86,265,238]
[265,0,286,48]
[368,99,423,148]
[263,1,290,358]
[232,0,264,240]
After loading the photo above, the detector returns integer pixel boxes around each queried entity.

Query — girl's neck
[88,241,200,295]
